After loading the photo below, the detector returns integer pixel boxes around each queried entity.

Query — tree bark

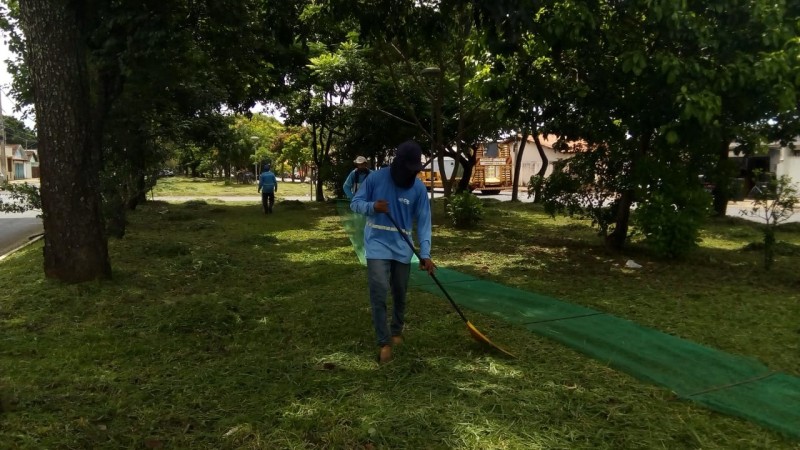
[511,132,528,202]
[607,133,650,250]
[607,189,634,249]
[456,143,476,194]
[712,139,731,217]
[20,0,111,282]
[531,132,549,203]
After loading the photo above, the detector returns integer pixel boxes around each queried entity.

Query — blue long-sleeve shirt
[258,171,278,193]
[350,167,431,262]
[343,169,371,199]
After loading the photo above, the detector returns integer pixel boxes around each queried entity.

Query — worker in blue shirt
[351,140,435,364]
[343,156,371,199]
[343,156,371,260]
[257,164,278,214]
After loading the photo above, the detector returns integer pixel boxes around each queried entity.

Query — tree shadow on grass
[1,199,797,448]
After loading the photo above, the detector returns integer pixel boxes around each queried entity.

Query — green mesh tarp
[337,202,800,438]
[338,201,368,265]
[689,373,800,438]
[409,272,599,323]
[526,314,771,395]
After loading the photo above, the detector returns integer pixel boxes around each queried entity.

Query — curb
[0,233,44,262]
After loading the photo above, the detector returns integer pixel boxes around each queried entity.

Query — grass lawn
[152,175,330,199]
[0,189,798,448]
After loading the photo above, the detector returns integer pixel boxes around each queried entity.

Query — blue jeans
[367,259,410,347]
[261,192,275,213]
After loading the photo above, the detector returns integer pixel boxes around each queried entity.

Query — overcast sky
[0,35,34,130]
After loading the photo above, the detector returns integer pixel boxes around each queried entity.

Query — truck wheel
[481,189,501,195]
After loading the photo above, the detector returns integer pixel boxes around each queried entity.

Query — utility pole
[0,89,7,182]
[421,66,441,202]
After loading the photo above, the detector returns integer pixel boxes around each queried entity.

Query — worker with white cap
[343,155,372,199]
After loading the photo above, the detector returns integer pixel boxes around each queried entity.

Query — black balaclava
[391,140,423,188]
[390,160,418,188]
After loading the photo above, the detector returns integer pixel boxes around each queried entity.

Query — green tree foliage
[280,17,367,200]
[1,115,36,146]
[7,0,800,279]
[473,2,576,202]
[6,0,240,273]
[480,0,800,251]
[534,152,622,239]
[0,181,40,214]
[224,114,284,182]
[363,1,504,196]
[633,189,711,259]
[5,0,307,279]
[272,126,312,181]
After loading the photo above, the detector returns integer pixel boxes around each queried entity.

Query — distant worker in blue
[351,140,435,364]
[343,155,372,199]
[343,156,372,259]
[257,164,278,214]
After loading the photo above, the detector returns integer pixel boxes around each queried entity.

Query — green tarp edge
[337,202,800,439]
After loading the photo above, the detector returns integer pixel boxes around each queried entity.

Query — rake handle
[384,211,469,323]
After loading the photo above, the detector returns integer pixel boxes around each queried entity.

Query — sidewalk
[7,178,40,186]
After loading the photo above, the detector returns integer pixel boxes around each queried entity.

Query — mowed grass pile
[0,192,797,449]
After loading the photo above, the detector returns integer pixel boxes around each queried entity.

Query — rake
[385,212,515,358]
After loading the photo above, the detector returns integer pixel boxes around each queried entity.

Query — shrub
[0,182,41,214]
[740,173,799,270]
[536,158,622,239]
[446,191,483,228]
[633,189,710,259]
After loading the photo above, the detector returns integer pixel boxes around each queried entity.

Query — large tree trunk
[127,142,149,210]
[511,132,528,202]
[607,133,650,250]
[456,144,477,193]
[315,172,325,201]
[531,132,549,203]
[133,172,147,207]
[607,189,634,249]
[20,0,111,282]
[712,139,731,217]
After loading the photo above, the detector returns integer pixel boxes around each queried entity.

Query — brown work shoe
[378,345,393,364]
[391,335,404,346]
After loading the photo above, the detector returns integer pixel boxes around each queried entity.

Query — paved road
[726,200,800,224]
[0,209,43,257]
[0,181,44,257]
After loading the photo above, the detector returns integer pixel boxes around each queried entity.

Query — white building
[2,144,38,180]
[767,137,800,184]
[506,135,584,186]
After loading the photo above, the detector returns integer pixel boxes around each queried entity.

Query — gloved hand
[419,258,436,275]
[374,199,389,213]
